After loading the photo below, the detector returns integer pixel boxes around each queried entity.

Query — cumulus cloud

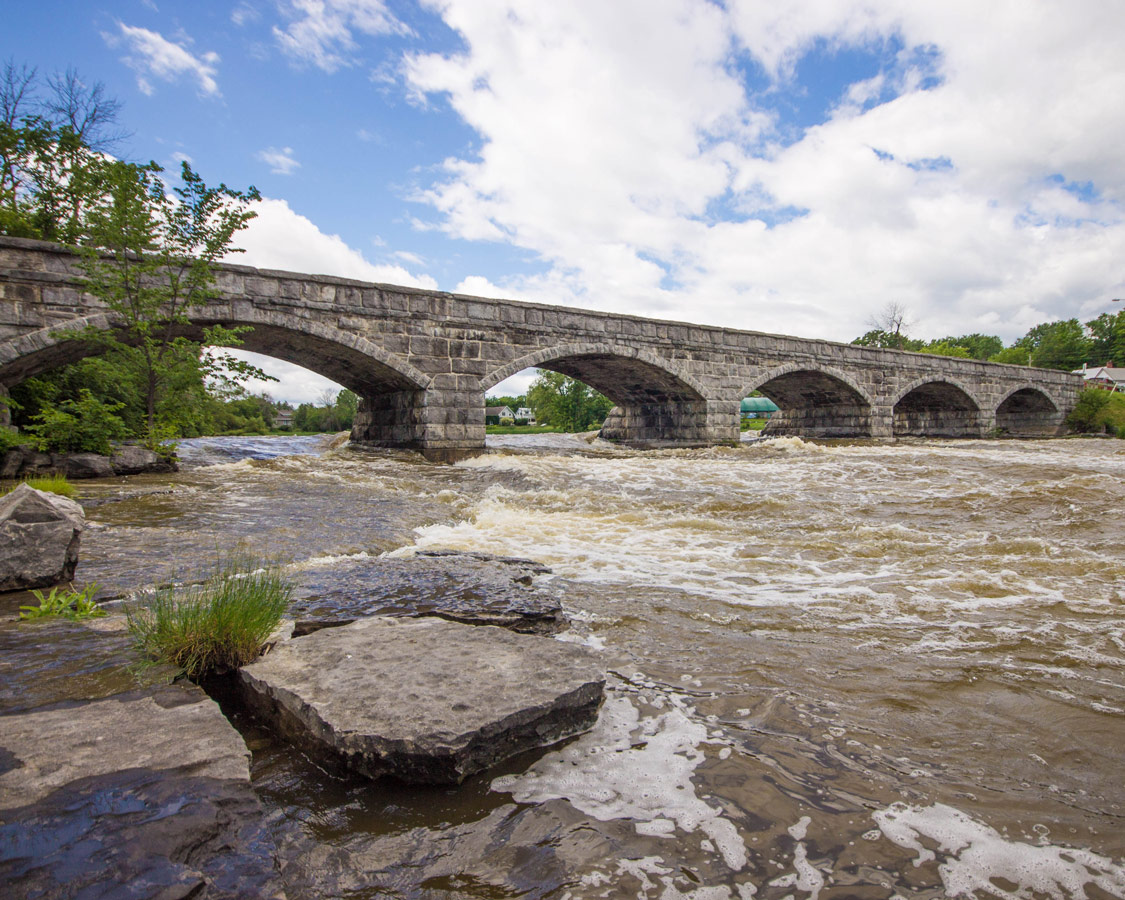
[256,146,301,175]
[402,0,1125,343]
[111,23,221,97]
[273,0,411,72]
[234,197,438,289]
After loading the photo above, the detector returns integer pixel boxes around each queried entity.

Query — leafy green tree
[527,370,613,431]
[917,340,971,359]
[1020,319,1090,371]
[989,345,1032,365]
[930,333,1003,360]
[1086,310,1125,367]
[76,159,262,446]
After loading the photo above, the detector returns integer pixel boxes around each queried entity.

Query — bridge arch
[740,364,875,438]
[994,384,1063,436]
[0,309,433,447]
[891,377,983,438]
[483,342,726,446]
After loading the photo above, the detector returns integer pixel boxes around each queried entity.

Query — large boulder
[239,616,605,785]
[0,483,85,592]
[57,452,114,479]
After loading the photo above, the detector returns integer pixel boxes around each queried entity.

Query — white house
[1073,364,1125,392]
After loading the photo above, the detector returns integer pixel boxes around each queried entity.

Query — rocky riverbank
[0,547,606,899]
[1,444,176,480]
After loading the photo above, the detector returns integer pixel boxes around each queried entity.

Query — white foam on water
[873,802,1125,899]
[492,694,748,872]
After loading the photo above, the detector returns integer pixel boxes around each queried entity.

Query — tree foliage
[1,61,270,450]
[527,371,613,431]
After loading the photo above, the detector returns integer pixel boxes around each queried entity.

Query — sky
[6,1,1125,402]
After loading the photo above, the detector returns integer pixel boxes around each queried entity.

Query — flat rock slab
[239,616,605,785]
[0,684,284,899]
[289,551,561,635]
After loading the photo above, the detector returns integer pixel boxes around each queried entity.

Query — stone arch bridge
[0,237,1081,461]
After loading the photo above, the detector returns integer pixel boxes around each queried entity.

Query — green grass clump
[127,556,293,679]
[20,583,103,620]
[21,474,78,499]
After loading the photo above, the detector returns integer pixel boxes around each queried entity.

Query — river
[5,433,1125,899]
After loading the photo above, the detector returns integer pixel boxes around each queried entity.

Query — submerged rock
[290,551,562,635]
[0,483,85,592]
[0,683,284,899]
[239,616,605,785]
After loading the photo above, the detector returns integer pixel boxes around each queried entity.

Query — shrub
[0,428,31,454]
[1067,387,1125,434]
[27,390,129,454]
[127,555,293,679]
[20,583,103,620]
[499,416,514,426]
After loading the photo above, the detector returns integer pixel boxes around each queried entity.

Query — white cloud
[234,197,438,289]
[402,0,1125,343]
[111,23,221,97]
[231,3,260,27]
[256,146,301,175]
[273,0,411,72]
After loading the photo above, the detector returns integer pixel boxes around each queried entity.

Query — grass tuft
[127,555,293,679]
[2,474,78,499]
[22,474,78,499]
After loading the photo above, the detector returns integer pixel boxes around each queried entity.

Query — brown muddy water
[2,433,1124,899]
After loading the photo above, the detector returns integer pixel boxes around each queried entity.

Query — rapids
[3,433,1123,899]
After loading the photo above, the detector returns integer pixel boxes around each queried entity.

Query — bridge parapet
[0,236,1082,458]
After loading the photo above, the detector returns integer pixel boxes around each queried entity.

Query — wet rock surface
[0,683,283,899]
[0,484,85,592]
[290,550,562,635]
[239,616,605,785]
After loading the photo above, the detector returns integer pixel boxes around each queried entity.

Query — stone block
[239,617,605,784]
[0,483,85,591]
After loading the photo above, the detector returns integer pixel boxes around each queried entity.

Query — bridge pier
[351,390,487,462]
[598,399,739,448]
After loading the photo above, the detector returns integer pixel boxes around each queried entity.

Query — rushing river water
[5,433,1125,899]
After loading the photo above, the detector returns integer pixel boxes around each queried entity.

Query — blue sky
[6,1,1125,402]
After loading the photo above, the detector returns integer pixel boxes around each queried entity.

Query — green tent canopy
[740,397,780,415]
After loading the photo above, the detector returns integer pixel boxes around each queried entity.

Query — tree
[77,159,263,446]
[1086,310,1125,367]
[527,370,613,431]
[865,302,914,351]
[1020,319,1090,371]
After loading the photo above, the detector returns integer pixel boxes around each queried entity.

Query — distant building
[516,407,536,424]
[740,397,780,418]
[1073,364,1125,392]
[485,406,515,424]
[274,407,294,428]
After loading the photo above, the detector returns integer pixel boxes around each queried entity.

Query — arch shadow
[483,343,726,446]
[892,377,983,438]
[741,364,874,438]
[995,385,1063,436]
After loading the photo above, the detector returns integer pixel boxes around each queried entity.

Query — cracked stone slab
[239,616,605,785]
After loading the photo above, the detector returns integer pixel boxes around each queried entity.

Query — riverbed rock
[290,551,562,635]
[58,451,115,479]
[239,616,605,785]
[110,444,169,475]
[0,683,284,899]
[0,483,84,592]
